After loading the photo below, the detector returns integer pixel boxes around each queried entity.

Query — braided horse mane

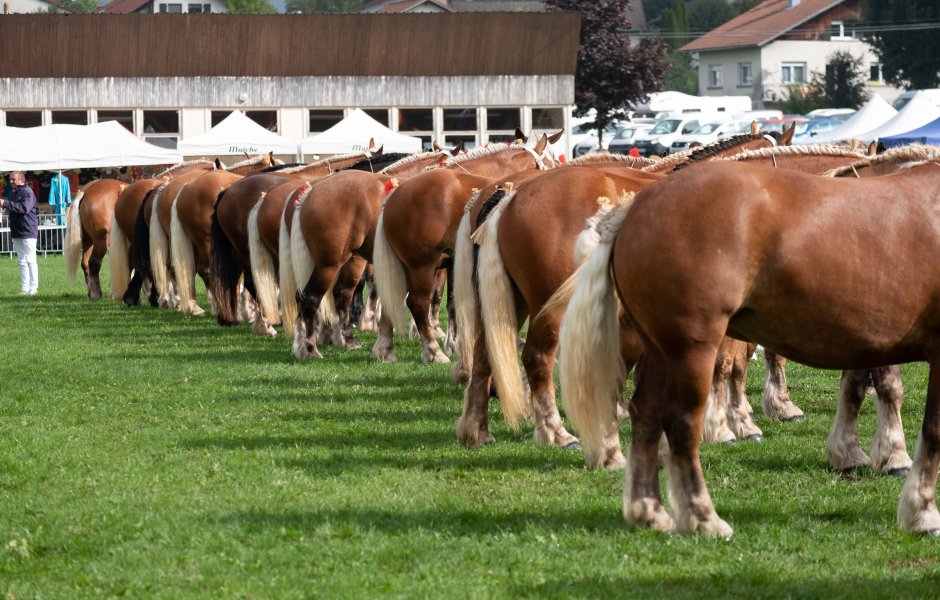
[821,144,940,177]
[670,132,779,172]
[438,142,526,168]
[226,154,283,170]
[276,152,369,174]
[716,144,866,163]
[156,159,215,178]
[561,152,657,168]
[379,150,448,174]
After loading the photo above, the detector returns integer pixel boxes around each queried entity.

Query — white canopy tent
[177,110,301,159]
[797,95,897,144]
[0,120,181,171]
[300,109,423,156]
[855,92,940,144]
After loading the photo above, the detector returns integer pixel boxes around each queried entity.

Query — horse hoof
[562,441,582,451]
[783,415,804,423]
[887,467,911,479]
[745,434,763,442]
[924,529,940,538]
[723,438,737,445]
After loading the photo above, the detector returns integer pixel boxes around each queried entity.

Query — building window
[781,62,807,84]
[308,109,343,133]
[188,3,210,11]
[51,110,88,125]
[870,62,884,83]
[361,109,389,127]
[708,65,722,88]
[830,20,854,40]
[486,107,521,131]
[159,3,182,12]
[532,107,564,130]
[738,63,753,86]
[143,110,179,149]
[97,110,134,132]
[4,111,42,127]
[443,108,478,149]
[397,108,434,150]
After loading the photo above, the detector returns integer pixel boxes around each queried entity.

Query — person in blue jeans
[1,171,39,295]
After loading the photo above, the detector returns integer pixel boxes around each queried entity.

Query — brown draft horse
[454,133,791,454]
[64,178,127,300]
[108,178,163,301]
[166,155,286,317]
[244,151,455,337]
[372,136,561,366]
[559,158,940,538]
[210,152,379,332]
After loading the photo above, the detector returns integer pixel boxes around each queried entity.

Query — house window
[159,3,182,11]
[781,62,806,84]
[738,63,753,86]
[397,108,434,150]
[51,110,88,125]
[188,3,210,11]
[486,107,522,144]
[361,109,390,127]
[708,65,722,88]
[830,20,854,40]
[443,108,478,149]
[531,107,564,130]
[870,63,884,83]
[308,109,343,133]
[143,110,179,149]
[97,110,134,132]
[4,111,42,127]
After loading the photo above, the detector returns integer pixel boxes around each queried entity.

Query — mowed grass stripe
[0,255,938,598]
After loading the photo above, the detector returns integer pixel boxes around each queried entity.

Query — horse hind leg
[761,350,805,421]
[429,267,447,340]
[726,341,763,441]
[703,339,737,444]
[897,358,940,536]
[444,267,459,356]
[870,365,912,476]
[661,346,734,538]
[827,369,870,471]
[456,332,497,449]
[330,257,367,350]
[406,264,450,364]
[292,264,340,360]
[87,236,108,300]
[371,312,397,363]
[522,319,579,450]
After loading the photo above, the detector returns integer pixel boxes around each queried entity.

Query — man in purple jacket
[1,171,39,295]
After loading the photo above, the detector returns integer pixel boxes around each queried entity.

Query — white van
[632,116,708,157]
[893,89,940,111]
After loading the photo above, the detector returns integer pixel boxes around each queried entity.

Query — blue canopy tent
[881,116,940,148]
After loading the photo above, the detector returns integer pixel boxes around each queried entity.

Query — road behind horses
[0,256,936,598]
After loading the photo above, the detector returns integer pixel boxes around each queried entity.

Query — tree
[548,0,668,144]
[865,0,940,89]
[776,51,870,114]
[660,0,689,50]
[225,0,276,12]
[285,0,361,12]
[688,0,737,34]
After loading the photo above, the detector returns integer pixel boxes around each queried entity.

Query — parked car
[804,108,856,119]
[892,89,940,111]
[668,119,752,154]
[572,122,627,157]
[606,124,654,155]
[757,117,810,136]
[631,116,705,156]
[793,115,852,142]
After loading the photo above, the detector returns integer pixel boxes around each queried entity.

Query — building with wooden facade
[0,13,580,152]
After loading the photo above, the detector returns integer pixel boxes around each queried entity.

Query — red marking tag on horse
[558,154,566,164]
[384,178,399,194]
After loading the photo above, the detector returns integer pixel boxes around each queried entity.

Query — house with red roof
[680,0,899,108]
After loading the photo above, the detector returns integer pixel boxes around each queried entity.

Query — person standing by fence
[0,171,39,295]
[48,171,71,226]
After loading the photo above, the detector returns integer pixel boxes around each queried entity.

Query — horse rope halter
[523,144,553,170]
[762,134,780,167]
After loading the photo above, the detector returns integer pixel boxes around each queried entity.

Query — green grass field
[1,255,939,598]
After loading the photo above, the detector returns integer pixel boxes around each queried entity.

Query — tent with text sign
[299,109,423,156]
[0,121,181,171]
[176,110,301,159]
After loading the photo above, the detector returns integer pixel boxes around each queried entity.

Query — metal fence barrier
[0,211,69,257]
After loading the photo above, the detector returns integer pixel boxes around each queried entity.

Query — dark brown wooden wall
[0,13,580,78]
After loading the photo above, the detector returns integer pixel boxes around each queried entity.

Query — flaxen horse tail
[279,202,298,336]
[557,204,631,469]
[290,195,337,327]
[170,200,199,315]
[149,183,173,307]
[125,194,154,306]
[452,190,482,382]
[210,191,241,326]
[474,190,528,430]
[372,205,413,335]
[108,211,131,300]
[64,190,85,281]
[248,195,280,326]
